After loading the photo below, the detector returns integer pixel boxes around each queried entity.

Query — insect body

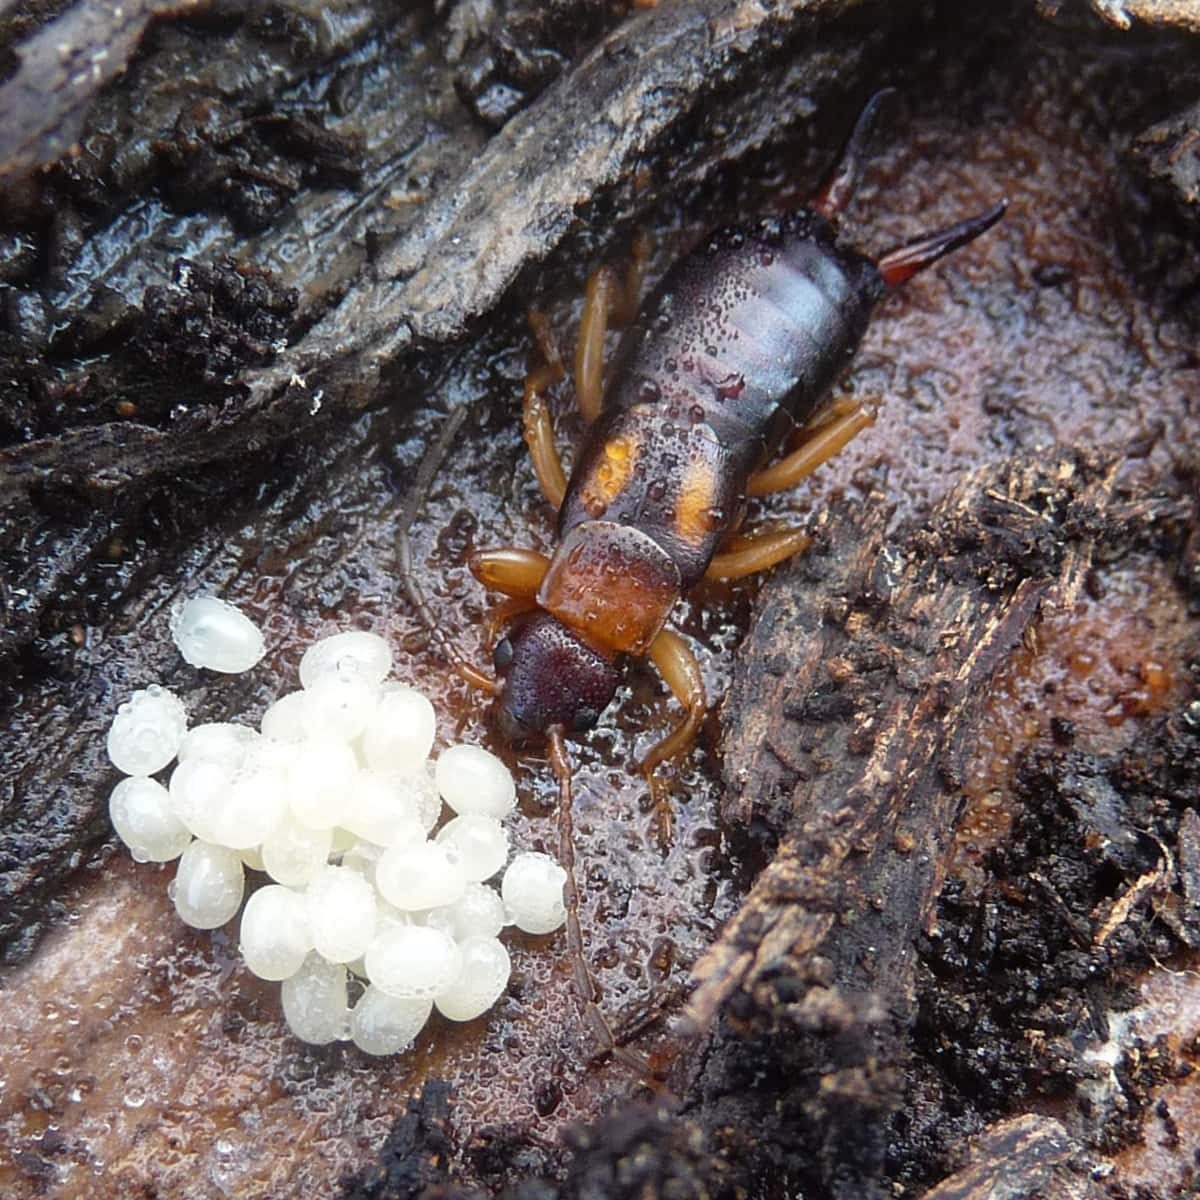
[467,95,1006,793]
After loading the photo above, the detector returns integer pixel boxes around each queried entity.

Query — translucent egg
[107,685,188,777]
[238,888,312,979]
[212,759,288,850]
[433,882,506,941]
[436,814,509,882]
[434,936,511,1022]
[261,818,332,887]
[168,757,231,844]
[350,986,431,1056]
[240,885,312,980]
[347,900,410,979]
[249,738,294,773]
[281,956,349,1045]
[171,595,265,673]
[375,841,467,911]
[342,770,425,847]
[260,691,309,744]
[299,675,378,742]
[501,852,567,934]
[108,776,192,863]
[299,631,392,689]
[306,865,377,963]
[435,744,516,819]
[285,738,358,830]
[364,925,462,1000]
[171,841,245,929]
[111,614,545,1055]
[400,763,444,833]
[177,722,259,768]
[360,686,437,773]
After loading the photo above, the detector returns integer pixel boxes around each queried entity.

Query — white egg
[501,852,567,935]
[434,936,511,1022]
[299,631,392,689]
[171,841,244,929]
[107,685,188,777]
[240,885,312,980]
[171,595,265,673]
[281,956,349,1045]
[435,744,516,819]
[108,776,192,863]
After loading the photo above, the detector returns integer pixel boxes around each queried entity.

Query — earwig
[407,93,1006,1071]
[469,93,1004,785]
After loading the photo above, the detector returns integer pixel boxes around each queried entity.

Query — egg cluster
[106,596,568,1056]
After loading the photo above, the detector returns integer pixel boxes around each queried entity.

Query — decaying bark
[920,1116,1099,1200]
[0,0,205,184]
[1133,97,1200,224]
[692,447,1146,1029]
[0,0,880,503]
[1039,0,1200,32]
[668,445,1196,1197]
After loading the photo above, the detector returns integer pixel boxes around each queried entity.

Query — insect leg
[547,728,655,1078]
[524,310,569,510]
[746,400,877,497]
[467,546,549,598]
[575,233,650,424]
[642,628,707,847]
[705,525,812,581]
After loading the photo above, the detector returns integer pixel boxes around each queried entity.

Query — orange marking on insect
[675,455,718,546]
[580,432,640,517]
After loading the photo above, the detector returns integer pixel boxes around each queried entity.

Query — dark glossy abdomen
[558,212,884,590]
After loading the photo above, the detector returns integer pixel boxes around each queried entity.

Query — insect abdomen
[609,213,881,440]
[558,211,884,590]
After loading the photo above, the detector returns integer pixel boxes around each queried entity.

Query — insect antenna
[877,199,1008,288]
[547,726,655,1078]
[809,87,896,222]
[397,405,502,696]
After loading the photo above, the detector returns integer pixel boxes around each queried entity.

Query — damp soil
[1,2,1199,1198]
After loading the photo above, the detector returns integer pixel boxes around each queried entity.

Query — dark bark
[919,1116,1100,1200]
